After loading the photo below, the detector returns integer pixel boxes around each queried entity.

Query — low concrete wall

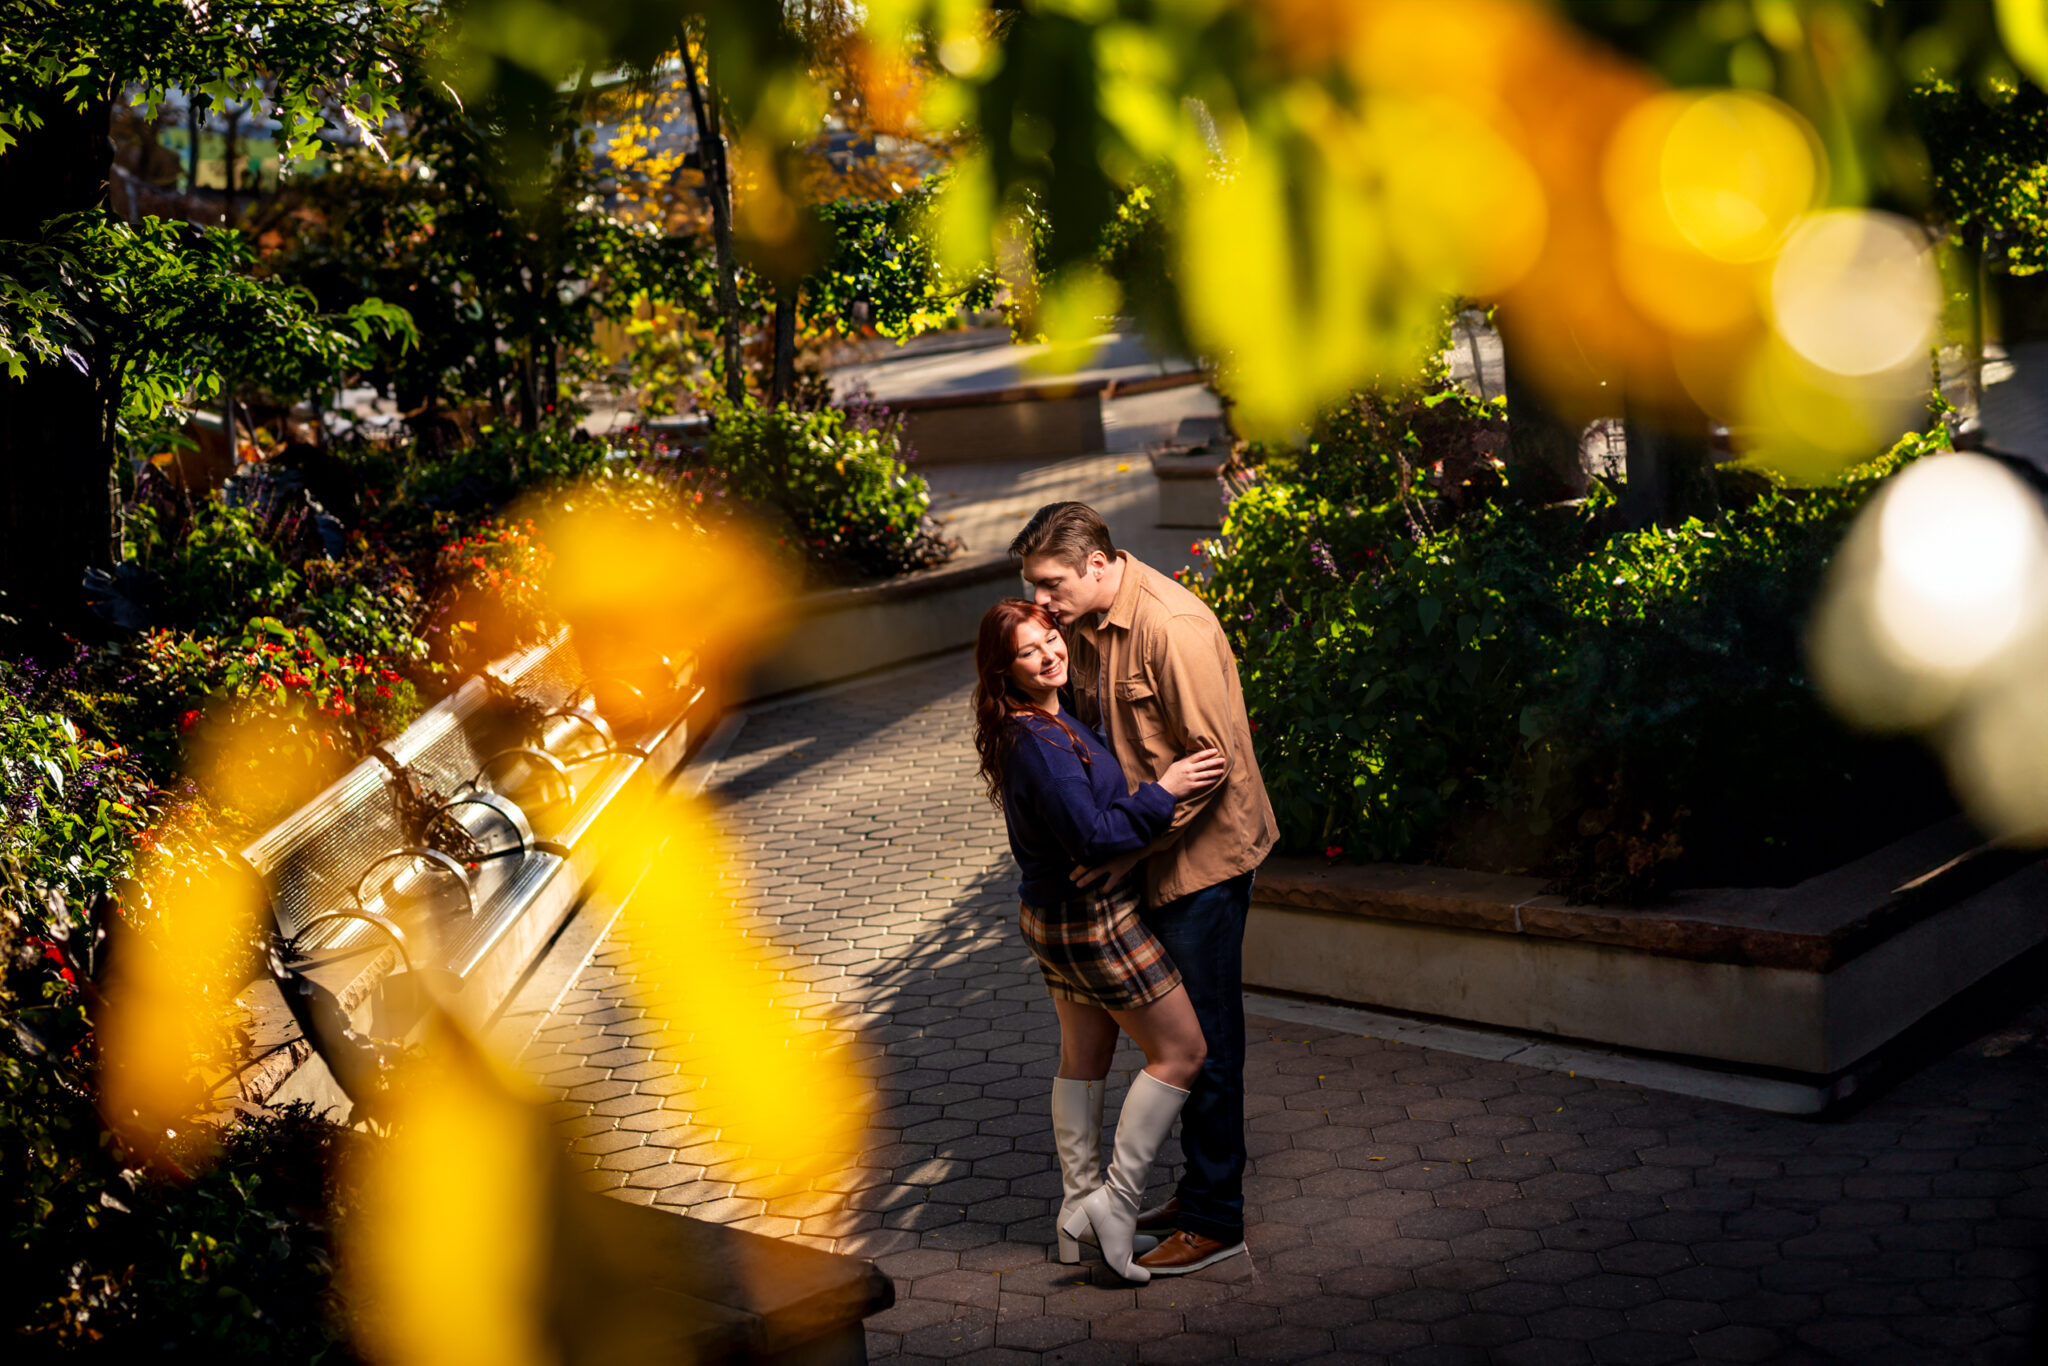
[1244,822,2048,1082]
[1246,903,1829,1071]
[892,382,1108,465]
[743,551,1019,701]
[1151,451,1227,529]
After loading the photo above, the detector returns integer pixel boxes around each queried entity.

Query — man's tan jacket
[1068,552,1278,905]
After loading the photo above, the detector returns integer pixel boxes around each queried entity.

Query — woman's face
[1008,616,1069,699]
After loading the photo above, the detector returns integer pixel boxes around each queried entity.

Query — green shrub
[1225,505,1562,862]
[0,686,354,1360]
[0,866,354,1362]
[1199,422,1955,901]
[702,402,946,583]
[399,421,611,516]
[126,500,302,631]
[296,545,431,672]
[0,673,155,919]
[87,619,422,806]
[425,515,559,670]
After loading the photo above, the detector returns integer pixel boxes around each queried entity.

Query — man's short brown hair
[1009,502,1116,571]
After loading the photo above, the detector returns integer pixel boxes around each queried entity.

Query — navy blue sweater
[1001,710,1175,907]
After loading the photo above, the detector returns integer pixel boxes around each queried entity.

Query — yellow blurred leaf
[589,792,867,1175]
[342,1032,555,1366]
[98,858,265,1165]
[1997,0,2048,91]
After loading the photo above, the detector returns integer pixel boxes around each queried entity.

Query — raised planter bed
[1149,449,1228,529]
[1245,816,2048,1100]
[886,378,1109,465]
[743,550,1019,701]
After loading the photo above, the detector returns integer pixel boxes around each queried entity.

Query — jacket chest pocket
[1115,679,1169,739]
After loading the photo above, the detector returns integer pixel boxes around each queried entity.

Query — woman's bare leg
[1109,985,1207,1090]
[1052,997,1119,1081]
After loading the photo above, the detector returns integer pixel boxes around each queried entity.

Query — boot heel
[1056,1229,1081,1264]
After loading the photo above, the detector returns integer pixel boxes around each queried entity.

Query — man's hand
[1073,849,1144,891]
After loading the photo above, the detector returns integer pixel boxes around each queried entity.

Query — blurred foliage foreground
[1191,373,1958,904]
[0,409,922,1357]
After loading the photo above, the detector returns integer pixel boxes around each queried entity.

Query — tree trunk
[223,102,240,226]
[0,92,117,639]
[186,100,201,194]
[1960,222,1986,447]
[1620,404,1718,530]
[770,285,797,406]
[679,37,745,406]
[515,342,539,432]
[1499,323,1585,505]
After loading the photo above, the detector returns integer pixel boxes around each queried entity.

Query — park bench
[243,629,896,1364]
[242,629,699,1023]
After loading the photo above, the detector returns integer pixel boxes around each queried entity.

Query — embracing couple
[972,502,1277,1282]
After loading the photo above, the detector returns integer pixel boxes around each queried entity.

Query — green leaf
[1416,596,1442,637]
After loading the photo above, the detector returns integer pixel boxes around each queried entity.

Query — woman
[972,598,1226,1282]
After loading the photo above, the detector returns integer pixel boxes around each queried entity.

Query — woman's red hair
[973,599,1094,807]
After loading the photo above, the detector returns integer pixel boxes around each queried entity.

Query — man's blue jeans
[1143,869,1253,1245]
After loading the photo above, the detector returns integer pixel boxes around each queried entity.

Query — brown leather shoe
[1134,1197,1180,1233]
[1133,1229,1247,1277]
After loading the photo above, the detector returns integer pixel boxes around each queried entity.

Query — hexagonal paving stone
[512,654,2048,1366]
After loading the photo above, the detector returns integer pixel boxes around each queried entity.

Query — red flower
[177,708,202,733]
[1324,845,1344,860]
[1191,541,1204,555]
[258,672,282,690]
[29,940,76,985]
[375,685,393,698]
[378,668,400,682]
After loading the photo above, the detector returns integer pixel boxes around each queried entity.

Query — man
[1009,502,1278,1276]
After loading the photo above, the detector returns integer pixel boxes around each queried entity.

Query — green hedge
[701,401,948,585]
[1197,397,1953,901]
[0,681,352,1360]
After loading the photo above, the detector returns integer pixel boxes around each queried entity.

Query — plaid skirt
[1019,878,1182,1011]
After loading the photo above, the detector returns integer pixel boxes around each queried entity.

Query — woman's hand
[1159,747,1227,800]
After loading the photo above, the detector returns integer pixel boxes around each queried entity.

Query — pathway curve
[520,656,2048,1365]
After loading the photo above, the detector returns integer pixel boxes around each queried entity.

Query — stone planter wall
[1245,817,2048,1092]
[742,551,1019,702]
[890,380,1109,465]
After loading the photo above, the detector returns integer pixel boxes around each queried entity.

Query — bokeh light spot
[1770,211,1939,378]
[1661,91,1819,263]
[1872,453,2048,676]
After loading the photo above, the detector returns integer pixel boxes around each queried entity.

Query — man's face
[1021,552,1107,625]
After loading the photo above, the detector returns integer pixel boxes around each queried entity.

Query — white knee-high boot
[1049,1077,1103,1265]
[1060,1072,1188,1282]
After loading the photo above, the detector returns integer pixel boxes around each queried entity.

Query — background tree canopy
[7,0,2048,632]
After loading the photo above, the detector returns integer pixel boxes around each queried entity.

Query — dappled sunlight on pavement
[521,657,2048,1364]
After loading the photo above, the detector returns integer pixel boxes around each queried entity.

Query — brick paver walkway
[519,657,2048,1365]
